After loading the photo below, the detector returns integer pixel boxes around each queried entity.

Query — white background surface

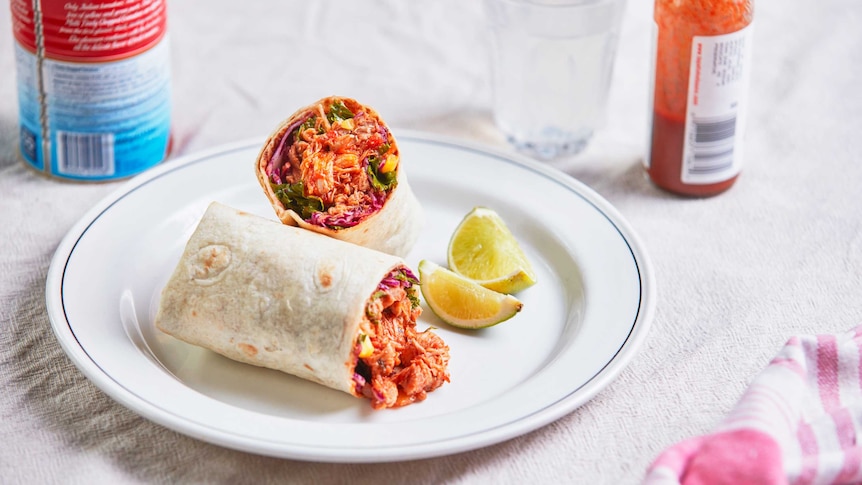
[2,1,862,483]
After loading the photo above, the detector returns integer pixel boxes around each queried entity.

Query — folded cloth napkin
[643,326,862,485]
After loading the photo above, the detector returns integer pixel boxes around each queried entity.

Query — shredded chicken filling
[353,271,450,409]
[267,99,397,228]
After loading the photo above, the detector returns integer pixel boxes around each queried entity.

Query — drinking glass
[485,0,627,160]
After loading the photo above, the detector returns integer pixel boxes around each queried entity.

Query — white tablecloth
[2,1,861,483]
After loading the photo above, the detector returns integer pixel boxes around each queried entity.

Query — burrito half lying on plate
[255,96,422,258]
[154,202,449,409]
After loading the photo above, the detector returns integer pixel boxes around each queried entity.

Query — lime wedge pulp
[418,260,523,330]
[447,206,536,294]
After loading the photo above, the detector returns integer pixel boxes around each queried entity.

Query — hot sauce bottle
[646,0,754,196]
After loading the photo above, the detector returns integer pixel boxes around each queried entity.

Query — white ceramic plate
[46,131,655,463]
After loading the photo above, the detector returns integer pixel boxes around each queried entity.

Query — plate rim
[45,130,656,462]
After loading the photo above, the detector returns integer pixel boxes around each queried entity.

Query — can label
[10,0,171,181]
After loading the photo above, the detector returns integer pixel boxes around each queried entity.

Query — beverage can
[10,0,172,181]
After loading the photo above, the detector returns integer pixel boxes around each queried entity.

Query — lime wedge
[419,260,523,330]
[447,206,537,294]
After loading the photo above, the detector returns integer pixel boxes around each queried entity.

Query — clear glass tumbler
[485,0,627,160]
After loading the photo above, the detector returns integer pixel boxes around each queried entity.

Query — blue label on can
[14,37,171,181]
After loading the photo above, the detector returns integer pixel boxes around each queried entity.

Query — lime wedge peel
[418,260,523,330]
[447,206,537,295]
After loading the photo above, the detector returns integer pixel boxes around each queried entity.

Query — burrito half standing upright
[154,202,449,409]
[256,96,422,257]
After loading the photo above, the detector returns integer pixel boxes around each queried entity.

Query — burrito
[255,96,422,258]
[154,202,449,409]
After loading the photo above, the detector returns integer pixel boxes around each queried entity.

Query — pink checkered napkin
[643,326,862,485]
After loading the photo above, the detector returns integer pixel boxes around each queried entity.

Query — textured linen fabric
[2,1,862,483]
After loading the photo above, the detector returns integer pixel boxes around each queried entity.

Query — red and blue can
[10,0,171,181]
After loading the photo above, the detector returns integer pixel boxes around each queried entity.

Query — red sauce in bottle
[647,0,754,197]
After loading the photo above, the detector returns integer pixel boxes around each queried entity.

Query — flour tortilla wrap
[255,96,422,258]
[154,202,448,409]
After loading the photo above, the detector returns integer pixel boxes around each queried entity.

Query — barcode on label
[56,131,115,176]
[687,115,736,175]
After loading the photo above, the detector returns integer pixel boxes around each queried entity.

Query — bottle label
[680,24,754,184]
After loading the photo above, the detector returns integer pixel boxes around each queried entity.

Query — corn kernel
[358,333,374,358]
[379,154,398,173]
